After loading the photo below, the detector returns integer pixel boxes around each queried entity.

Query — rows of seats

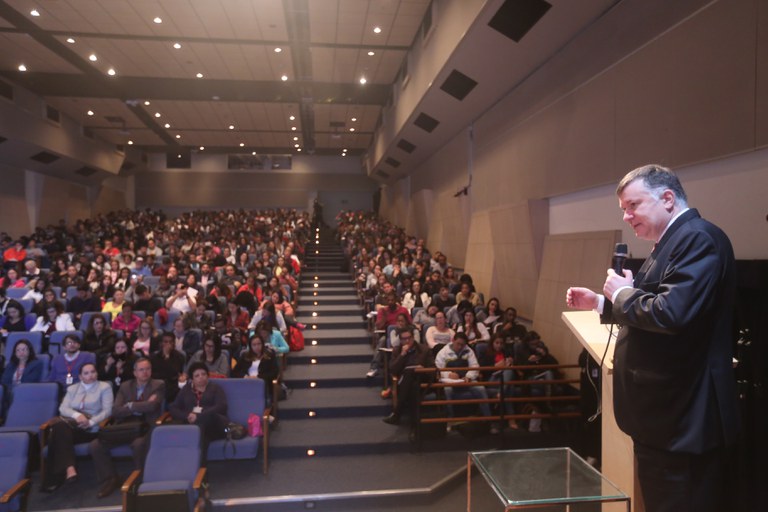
[337,210,576,436]
[0,207,310,509]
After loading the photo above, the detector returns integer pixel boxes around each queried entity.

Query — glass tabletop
[470,447,627,506]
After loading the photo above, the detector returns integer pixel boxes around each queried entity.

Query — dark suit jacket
[604,209,739,454]
[112,378,166,425]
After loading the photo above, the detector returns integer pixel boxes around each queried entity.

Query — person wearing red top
[367,292,412,378]
[3,241,27,267]
[225,302,250,333]
[111,302,142,339]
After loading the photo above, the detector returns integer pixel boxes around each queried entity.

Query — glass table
[468,448,630,511]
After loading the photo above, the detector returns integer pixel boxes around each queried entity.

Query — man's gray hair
[617,164,688,206]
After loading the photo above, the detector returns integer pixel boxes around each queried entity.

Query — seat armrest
[155,412,171,425]
[121,470,142,494]
[262,409,270,475]
[192,467,207,490]
[0,478,30,504]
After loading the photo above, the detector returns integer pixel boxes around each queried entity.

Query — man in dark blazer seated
[566,165,739,512]
[89,357,165,499]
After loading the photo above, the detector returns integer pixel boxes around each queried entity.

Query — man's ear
[662,189,676,211]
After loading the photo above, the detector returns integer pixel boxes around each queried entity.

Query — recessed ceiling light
[293,136,298,141]
[173,42,181,49]
[66,37,75,44]
[367,51,375,56]
[343,148,348,151]
[252,151,257,155]
[291,126,297,131]
[239,143,245,147]
[342,153,347,157]
[359,77,367,85]
[154,112,161,118]
[18,64,27,72]
[175,134,181,139]
[89,54,97,62]
[144,100,150,106]
[229,125,235,130]
[294,144,299,148]
[297,148,302,152]
[281,75,288,81]
[289,115,295,121]
[349,128,355,132]
[199,146,205,150]
[351,117,357,122]
[127,140,134,145]
[196,72,203,78]
[373,26,381,34]
[87,110,94,116]
[164,123,170,128]
[153,17,162,24]
[107,68,116,76]
[30,9,40,17]
[274,47,282,53]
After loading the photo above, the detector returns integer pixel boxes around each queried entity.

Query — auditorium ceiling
[0,0,623,180]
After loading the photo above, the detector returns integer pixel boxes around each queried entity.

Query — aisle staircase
[270,228,412,459]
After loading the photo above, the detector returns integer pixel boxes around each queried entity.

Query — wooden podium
[562,311,644,512]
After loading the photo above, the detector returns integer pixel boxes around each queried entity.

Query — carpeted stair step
[305,315,366,330]
[302,329,371,345]
[268,416,410,458]
[277,387,390,419]
[282,362,381,388]
[298,295,359,306]
[289,343,372,365]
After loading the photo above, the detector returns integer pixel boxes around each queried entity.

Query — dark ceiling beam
[0,0,177,146]
[0,72,391,105]
[0,26,409,51]
[284,0,316,154]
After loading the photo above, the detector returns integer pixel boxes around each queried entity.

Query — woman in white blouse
[42,362,113,492]
[32,302,75,338]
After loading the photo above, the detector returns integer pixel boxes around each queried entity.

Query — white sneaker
[366,369,378,378]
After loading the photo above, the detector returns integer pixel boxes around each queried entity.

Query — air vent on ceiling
[375,169,390,179]
[440,70,478,101]
[30,151,60,164]
[488,0,551,42]
[385,157,401,168]
[329,121,346,128]
[0,80,12,100]
[397,139,416,153]
[414,112,440,133]
[75,166,98,177]
[105,116,125,124]
[46,105,61,123]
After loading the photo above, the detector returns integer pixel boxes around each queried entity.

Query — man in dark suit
[567,165,739,512]
[89,357,165,499]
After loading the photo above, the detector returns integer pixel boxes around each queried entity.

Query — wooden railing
[395,364,582,444]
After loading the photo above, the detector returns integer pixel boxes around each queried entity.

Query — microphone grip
[612,243,628,275]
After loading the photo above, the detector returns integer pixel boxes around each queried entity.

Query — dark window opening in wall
[271,155,292,169]
[0,80,12,100]
[167,149,191,169]
[46,105,61,123]
[228,153,266,170]
[488,0,552,42]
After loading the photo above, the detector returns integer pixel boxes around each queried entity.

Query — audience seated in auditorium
[67,284,101,326]
[32,302,76,341]
[424,311,455,356]
[82,313,117,354]
[111,301,141,339]
[382,326,435,426]
[42,362,113,492]
[1,299,28,337]
[186,335,230,378]
[366,291,412,378]
[232,332,279,403]
[131,319,158,358]
[97,338,135,393]
[47,334,97,390]
[1,338,44,409]
[90,357,165,499]
[150,332,185,403]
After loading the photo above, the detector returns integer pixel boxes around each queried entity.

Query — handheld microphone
[612,243,628,275]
